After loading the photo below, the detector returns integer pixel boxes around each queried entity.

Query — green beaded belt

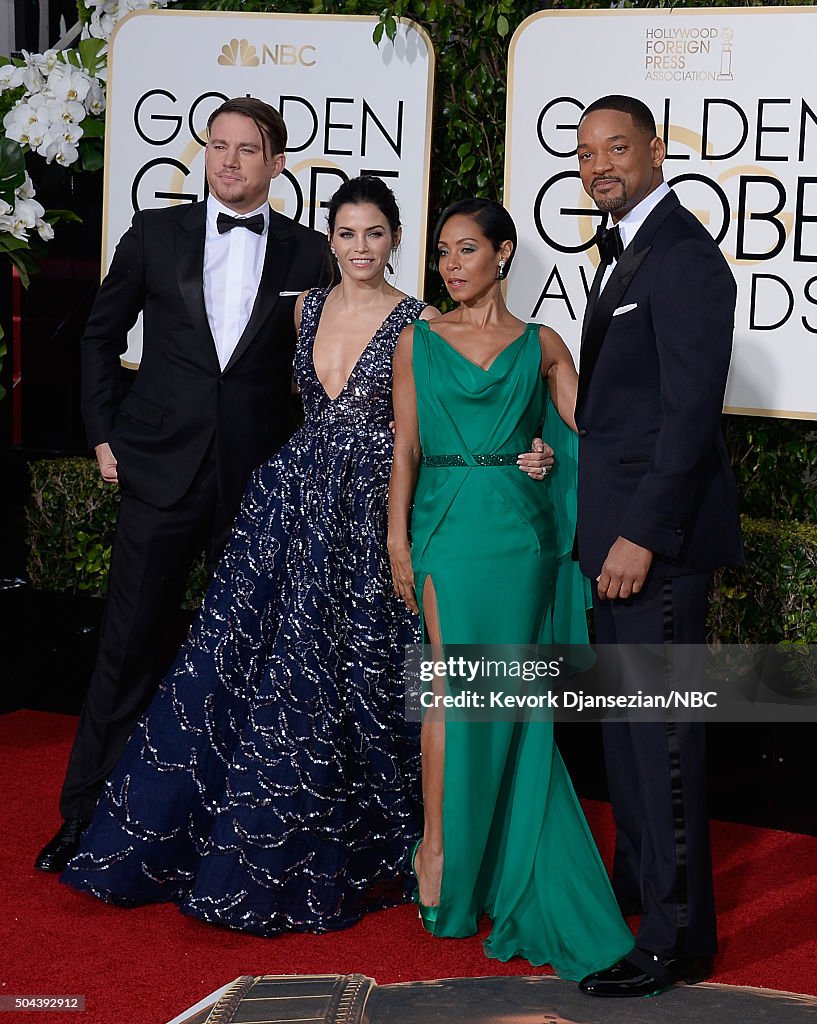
[422,453,518,468]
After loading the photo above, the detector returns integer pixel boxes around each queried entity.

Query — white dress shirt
[600,181,671,291]
[203,195,269,370]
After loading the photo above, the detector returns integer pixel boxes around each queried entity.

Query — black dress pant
[59,453,234,820]
[592,571,717,958]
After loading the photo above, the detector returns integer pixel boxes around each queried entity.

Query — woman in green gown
[388,199,634,979]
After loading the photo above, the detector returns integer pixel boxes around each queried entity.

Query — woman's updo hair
[326,175,401,238]
[432,198,518,276]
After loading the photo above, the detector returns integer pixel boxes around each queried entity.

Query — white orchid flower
[0,215,29,240]
[14,195,46,228]
[11,218,32,240]
[38,49,61,73]
[60,121,85,145]
[46,97,87,125]
[19,52,46,94]
[44,136,80,166]
[27,126,49,150]
[0,197,13,217]
[3,103,36,145]
[36,218,55,241]
[88,10,116,40]
[85,80,105,115]
[16,174,37,201]
[50,65,93,104]
[77,0,167,42]
[3,95,55,146]
[0,63,26,90]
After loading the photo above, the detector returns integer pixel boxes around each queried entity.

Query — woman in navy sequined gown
[61,177,441,935]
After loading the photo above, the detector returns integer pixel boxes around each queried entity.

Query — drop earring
[497,258,506,280]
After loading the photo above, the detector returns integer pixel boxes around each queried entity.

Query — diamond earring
[497,259,506,280]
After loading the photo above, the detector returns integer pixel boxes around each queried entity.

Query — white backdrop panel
[506,7,817,420]
[104,10,434,365]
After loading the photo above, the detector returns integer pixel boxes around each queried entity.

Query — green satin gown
[410,319,634,978]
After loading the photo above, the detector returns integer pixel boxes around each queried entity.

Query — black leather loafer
[579,950,713,997]
[34,818,89,873]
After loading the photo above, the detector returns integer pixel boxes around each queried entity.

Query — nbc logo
[218,38,260,67]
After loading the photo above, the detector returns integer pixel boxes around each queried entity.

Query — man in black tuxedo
[35,96,332,871]
[572,96,743,997]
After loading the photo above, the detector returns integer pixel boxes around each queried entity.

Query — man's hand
[95,442,118,483]
[597,537,653,601]
[518,437,555,480]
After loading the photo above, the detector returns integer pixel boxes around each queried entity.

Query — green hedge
[26,456,817,642]
[26,456,117,594]
[710,518,817,643]
[725,418,817,524]
[26,456,208,608]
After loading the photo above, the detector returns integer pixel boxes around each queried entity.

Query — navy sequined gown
[61,288,425,935]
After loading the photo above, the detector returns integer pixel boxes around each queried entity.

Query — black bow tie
[216,212,265,235]
[596,224,624,265]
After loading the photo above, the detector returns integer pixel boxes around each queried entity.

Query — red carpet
[1,711,816,1024]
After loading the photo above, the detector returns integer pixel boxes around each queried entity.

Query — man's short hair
[581,95,657,137]
[206,97,287,159]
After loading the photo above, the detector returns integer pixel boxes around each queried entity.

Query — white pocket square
[279,290,301,297]
[612,303,638,316]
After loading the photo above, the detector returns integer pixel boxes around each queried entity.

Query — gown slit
[408,318,634,977]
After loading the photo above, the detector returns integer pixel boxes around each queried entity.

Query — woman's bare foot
[414,838,443,907]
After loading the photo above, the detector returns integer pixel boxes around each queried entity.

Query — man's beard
[592,180,627,213]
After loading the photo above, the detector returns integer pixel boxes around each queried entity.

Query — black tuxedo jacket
[575,190,743,580]
[81,201,332,512]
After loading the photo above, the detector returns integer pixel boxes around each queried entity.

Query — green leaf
[0,137,27,201]
[77,37,106,76]
[44,209,82,226]
[80,143,105,173]
[373,20,384,44]
[80,117,106,139]
[8,252,31,288]
[385,15,397,41]
[0,234,30,253]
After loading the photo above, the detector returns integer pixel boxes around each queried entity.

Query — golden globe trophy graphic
[718,27,734,81]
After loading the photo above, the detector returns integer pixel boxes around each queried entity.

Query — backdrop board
[104,10,435,366]
[506,6,817,420]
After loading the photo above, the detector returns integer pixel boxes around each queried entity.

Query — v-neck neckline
[311,292,411,403]
[425,322,533,374]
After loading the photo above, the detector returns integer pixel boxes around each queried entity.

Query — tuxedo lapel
[223,211,293,373]
[577,249,649,412]
[581,260,606,345]
[175,202,221,372]
[576,192,680,412]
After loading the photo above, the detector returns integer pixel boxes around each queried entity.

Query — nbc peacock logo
[218,38,260,67]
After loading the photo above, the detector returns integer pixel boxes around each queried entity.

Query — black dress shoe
[579,950,713,997]
[34,819,89,873]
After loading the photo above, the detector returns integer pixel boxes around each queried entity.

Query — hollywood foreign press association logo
[218,38,260,67]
